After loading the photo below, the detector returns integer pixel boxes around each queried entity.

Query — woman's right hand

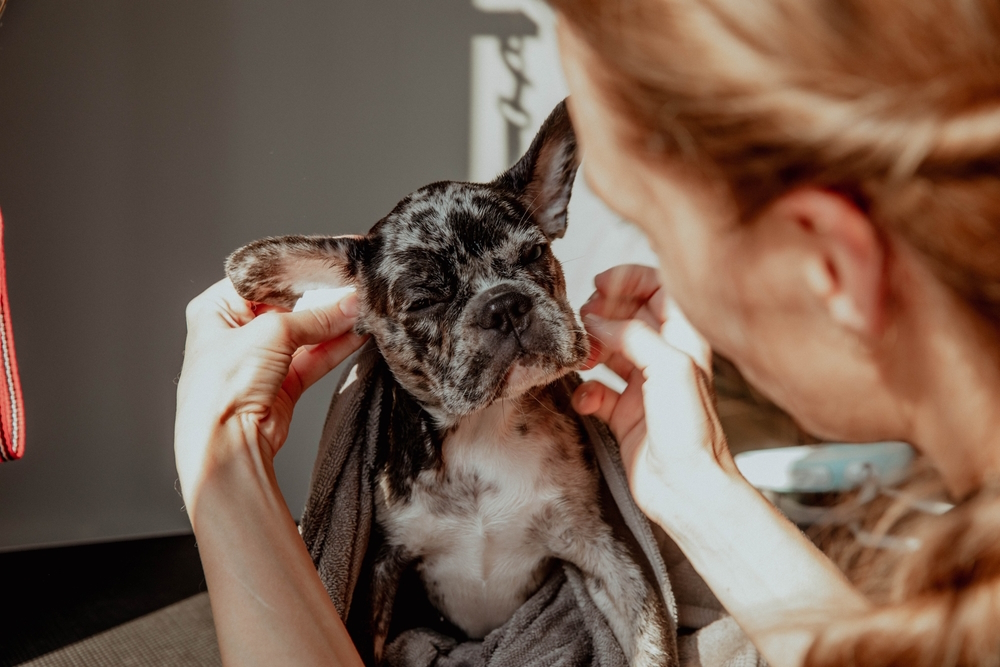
[572,265,738,524]
[573,265,869,667]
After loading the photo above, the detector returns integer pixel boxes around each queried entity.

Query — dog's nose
[475,291,533,334]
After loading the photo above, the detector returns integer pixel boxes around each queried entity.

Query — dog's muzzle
[474,286,533,338]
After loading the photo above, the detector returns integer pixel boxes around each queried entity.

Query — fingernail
[581,291,599,311]
[339,293,360,318]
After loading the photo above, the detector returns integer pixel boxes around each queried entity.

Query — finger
[185,278,258,331]
[646,286,669,324]
[282,332,369,404]
[635,301,665,331]
[582,290,667,329]
[587,314,690,376]
[591,315,715,445]
[609,366,647,437]
[572,380,620,423]
[582,304,659,373]
[251,302,290,317]
[582,266,668,329]
[583,315,642,373]
[271,291,360,349]
[581,292,630,320]
[581,292,642,322]
[593,264,661,301]
[574,369,646,441]
[662,300,712,376]
[603,351,637,382]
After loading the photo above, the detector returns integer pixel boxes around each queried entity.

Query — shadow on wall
[0,1,536,549]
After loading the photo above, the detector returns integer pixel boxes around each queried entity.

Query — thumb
[588,315,713,448]
[662,300,712,376]
[280,289,360,348]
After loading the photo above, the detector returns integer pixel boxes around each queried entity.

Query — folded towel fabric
[300,341,764,667]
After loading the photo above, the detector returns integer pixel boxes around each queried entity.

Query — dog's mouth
[421,309,589,420]
[497,337,588,400]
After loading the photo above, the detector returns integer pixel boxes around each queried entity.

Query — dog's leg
[537,506,668,667]
[371,543,412,664]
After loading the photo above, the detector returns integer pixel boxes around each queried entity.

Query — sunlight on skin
[175,279,367,666]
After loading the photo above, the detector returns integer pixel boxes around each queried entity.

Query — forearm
[648,464,870,667]
[185,420,363,667]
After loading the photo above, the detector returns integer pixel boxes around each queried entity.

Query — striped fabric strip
[0,207,25,461]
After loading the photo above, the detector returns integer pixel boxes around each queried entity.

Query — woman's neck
[894,250,1000,500]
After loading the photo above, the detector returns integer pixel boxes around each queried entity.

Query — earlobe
[777,190,886,338]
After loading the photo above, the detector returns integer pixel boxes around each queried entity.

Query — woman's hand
[573,264,869,667]
[174,279,367,667]
[572,265,737,523]
[175,279,366,512]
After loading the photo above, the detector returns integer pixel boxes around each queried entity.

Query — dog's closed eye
[521,243,548,265]
[407,298,440,313]
[406,291,451,313]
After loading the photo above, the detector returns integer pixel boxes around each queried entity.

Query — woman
[174,1,1000,664]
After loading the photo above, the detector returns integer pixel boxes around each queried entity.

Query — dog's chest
[379,402,592,638]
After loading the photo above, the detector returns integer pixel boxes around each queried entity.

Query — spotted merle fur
[225,101,669,666]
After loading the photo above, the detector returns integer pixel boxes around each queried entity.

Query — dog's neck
[405,375,573,433]
[424,390,534,434]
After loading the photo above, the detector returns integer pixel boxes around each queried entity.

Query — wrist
[175,416,280,522]
[638,455,753,534]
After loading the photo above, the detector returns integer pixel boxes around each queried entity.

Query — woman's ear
[767,189,886,338]
[225,234,364,310]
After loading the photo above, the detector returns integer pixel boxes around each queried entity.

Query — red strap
[0,208,25,461]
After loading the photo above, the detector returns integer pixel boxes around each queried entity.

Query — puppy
[226,101,666,665]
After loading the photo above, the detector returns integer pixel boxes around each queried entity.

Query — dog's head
[226,101,587,423]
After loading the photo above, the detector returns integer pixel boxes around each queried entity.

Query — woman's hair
[552,0,1000,327]
[550,0,1000,663]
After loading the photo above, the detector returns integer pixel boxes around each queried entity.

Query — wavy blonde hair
[550,0,1000,663]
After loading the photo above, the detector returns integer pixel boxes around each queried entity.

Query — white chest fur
[378,399,592,639]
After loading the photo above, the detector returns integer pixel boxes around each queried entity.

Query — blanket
[299,341,764,667]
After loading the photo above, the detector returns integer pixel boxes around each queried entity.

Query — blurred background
[0,0,657,552]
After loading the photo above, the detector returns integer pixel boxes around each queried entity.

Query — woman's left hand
[174,278,367,667]
[175,278,366,514]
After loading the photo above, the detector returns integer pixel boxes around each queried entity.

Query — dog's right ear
[225,234,365,309]
[494,99,579,240]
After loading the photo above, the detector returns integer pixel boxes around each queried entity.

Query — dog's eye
[407,298,433,312]
[406,296,442,313]
[523,243,547,264]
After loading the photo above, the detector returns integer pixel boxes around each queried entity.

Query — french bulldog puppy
[226,101,666,665]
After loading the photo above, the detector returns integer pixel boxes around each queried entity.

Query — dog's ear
[225,234,365,309]
[494,99,579,240]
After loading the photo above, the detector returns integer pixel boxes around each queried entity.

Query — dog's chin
[499,359,575,401]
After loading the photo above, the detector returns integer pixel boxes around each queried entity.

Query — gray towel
[300,341,764,667]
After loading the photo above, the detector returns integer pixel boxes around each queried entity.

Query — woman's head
[553,0,1000,447]
[554,2,1000,664]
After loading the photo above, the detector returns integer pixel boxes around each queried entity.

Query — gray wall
[0,0,535,549]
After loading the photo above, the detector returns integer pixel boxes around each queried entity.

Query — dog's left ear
[225,234,365,310]
[495,99,579,240]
